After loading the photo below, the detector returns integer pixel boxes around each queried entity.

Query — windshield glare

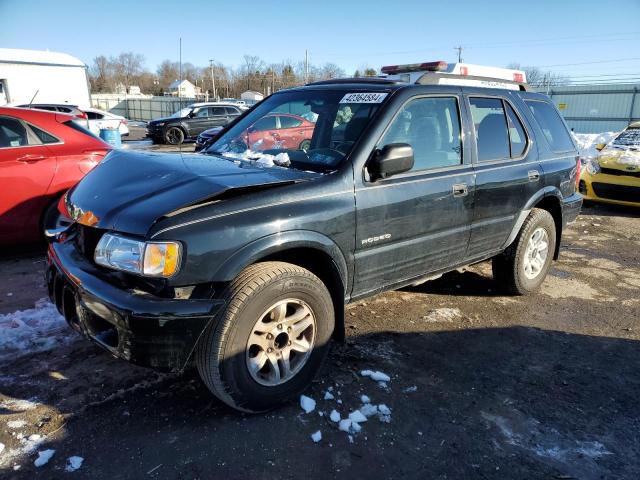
[204,90,387,171]
[612,128,640,150]
[170,107,192,118]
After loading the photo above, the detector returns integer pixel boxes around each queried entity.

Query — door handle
[452,183,468,197]
[528,170,540,181]
[17,154,46,163]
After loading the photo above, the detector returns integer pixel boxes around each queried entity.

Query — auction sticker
[340,92,388,104]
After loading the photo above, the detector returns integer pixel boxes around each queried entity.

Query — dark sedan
[146,103,243,145]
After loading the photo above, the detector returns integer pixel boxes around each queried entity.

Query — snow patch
[573,132,617,162]
[0,443,4,455]
[0,398,38,412]
[348,410,367,423]
[329,410,340,422]
[360,394,370,404]
[222,150,290,167]
[402,385,418,393]
[422,308,462,323]
[338,419,362,434]
[324,391,335,400]
[310,431,322,443]
[300,395,316,414]
[65,456,84,472]
[34,449,55,467]
[0,299,74,362]
[7,420,27,429]
[361,370,391,382]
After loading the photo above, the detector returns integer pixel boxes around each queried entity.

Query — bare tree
[507,63,568,89]
[112,52,145,92]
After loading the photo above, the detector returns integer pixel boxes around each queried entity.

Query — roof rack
[415,72,531,91]
[306,77,404,86]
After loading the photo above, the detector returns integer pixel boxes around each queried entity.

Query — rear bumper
[46,237,223,371]
[561,192,583,226]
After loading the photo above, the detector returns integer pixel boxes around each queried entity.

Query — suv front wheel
[492,208,556,295]
[164,126,185,145]
[196,262,334,412]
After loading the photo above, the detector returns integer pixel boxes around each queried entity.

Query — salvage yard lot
[1,202,639,479]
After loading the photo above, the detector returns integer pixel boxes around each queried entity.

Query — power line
[536,57,640,68]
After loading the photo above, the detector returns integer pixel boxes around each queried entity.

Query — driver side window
[379,96,462,172]
[195,108,210,118]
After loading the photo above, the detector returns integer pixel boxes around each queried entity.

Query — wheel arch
[213,231,349,341]
[503,187,564,260]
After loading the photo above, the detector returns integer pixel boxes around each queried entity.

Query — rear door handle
[17,154,46,163]
[452,183,468,197]
[528,169,540,181]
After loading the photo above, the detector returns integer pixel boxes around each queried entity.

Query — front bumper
[580,171,640,207]
[46,236,224,371]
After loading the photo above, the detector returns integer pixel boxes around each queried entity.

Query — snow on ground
[0,443,4,455]
[0,397,39,412]
[0,298,75,363]
[422,308,462,323]
[6,420,27,429]
[573,132,617,161]
[360,370,391,382]
[65,456,84,472]
[34,449,55,467]
[300,395,316,413]
[310,431,322,443]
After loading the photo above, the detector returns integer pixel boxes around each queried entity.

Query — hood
[67,149,320,236]
[149,116,179,124]
[598,148,640,173]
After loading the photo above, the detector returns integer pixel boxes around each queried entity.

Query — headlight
[94,233,181,277]
[585,158,601,175]
[156,122,165,127]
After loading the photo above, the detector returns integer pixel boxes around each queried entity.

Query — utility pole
[179,37,182,109]
[454,45,463,63]
[209,59,217,101]
[304,49,308,84]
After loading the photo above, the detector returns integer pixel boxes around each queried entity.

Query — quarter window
[505,103,527,157]
[379,96,462,172]
[30,124,59,144]
[525,100,575,152]
[210,107,227,116]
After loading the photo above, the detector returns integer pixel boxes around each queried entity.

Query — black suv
[46,74,582,412]
[146,103,244,145]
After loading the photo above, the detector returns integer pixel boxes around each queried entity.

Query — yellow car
[579,121,640,207]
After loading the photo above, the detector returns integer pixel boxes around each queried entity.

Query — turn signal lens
[143,242,181,277]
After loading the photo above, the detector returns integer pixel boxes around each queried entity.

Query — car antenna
[28,89,39,107]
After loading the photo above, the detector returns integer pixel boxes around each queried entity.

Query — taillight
[575,155,581,190]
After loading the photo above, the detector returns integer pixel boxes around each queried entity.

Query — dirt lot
[1,198,639,479]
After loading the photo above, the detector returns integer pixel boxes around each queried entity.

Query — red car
[0,107,112,245]
[242,113,315,151]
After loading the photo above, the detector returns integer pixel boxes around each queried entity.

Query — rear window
[64,120,99,139]
[525,100,574,152]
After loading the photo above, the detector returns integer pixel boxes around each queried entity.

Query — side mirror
[368,143,414,180]
[187,111,196,118]
[595,143,606,152]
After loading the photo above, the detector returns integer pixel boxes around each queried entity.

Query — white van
[0,48,90,108]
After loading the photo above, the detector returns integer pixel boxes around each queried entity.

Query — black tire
[492,208,556,295]
[299,139,311,151]
[196,261,334,412]
[164,126,185,145]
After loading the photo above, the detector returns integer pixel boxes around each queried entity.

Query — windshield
[170,107,192,118]
[204,89,388,171]
[611,128,640,150]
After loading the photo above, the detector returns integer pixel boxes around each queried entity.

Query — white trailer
[0,48,90,108]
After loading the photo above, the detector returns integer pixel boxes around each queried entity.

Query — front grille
[601,167,640,178]
[592,182,640,203]
[75,225,105,263]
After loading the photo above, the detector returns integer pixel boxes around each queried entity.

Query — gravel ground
[0,201,639,479]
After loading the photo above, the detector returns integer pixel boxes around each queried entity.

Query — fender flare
[212,230,350,291]
[501,187,563,250]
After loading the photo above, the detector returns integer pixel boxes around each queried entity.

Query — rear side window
[525,100,574,152]
[225,107,239,115]
[279,116,303,129]
[0,117,28,147]
[211,107,227,116]
[470,97,529,161]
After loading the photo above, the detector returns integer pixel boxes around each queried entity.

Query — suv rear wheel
[492,208,556,295]
[164,126,185,145]
[196,262,334,412]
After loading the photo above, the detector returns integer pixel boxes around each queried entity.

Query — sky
[1,0,640,83]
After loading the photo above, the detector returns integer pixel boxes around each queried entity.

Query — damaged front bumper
[46,236,223,372]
